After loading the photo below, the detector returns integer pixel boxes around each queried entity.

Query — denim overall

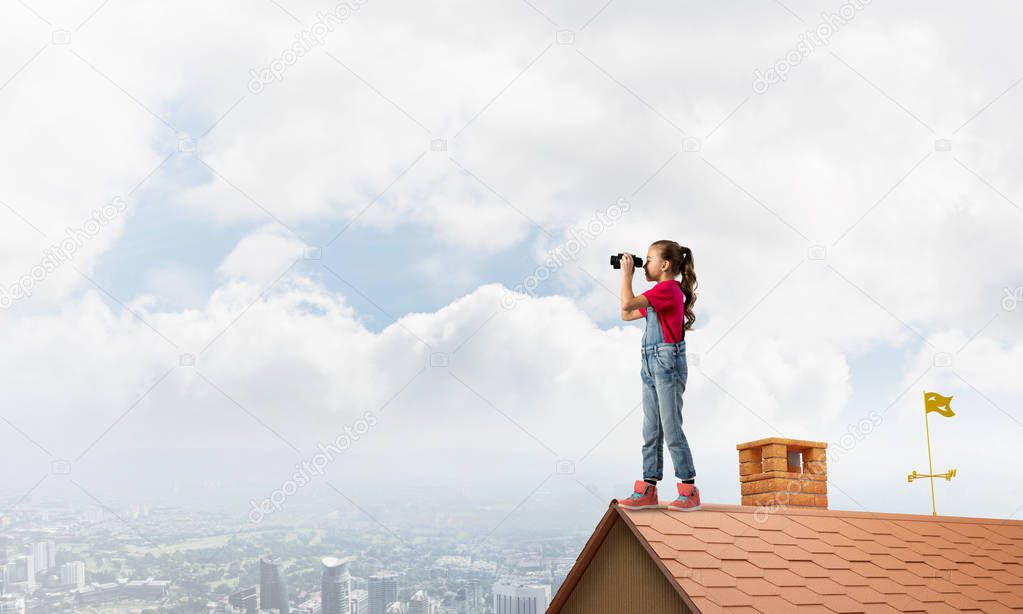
[640,304,696,482]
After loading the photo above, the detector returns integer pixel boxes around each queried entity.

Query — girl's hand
[621,252,635,276]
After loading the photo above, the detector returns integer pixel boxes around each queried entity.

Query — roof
[549,500,1023,613]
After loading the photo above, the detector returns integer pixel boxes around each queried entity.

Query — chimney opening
[787,450,802,473]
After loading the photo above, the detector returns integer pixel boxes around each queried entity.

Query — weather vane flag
[907,391,957,515]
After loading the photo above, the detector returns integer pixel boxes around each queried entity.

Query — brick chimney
[737,437,828,509]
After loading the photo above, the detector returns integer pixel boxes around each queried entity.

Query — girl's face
[645,247,667,281]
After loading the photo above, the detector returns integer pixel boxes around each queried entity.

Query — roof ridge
[611,500,1023,526]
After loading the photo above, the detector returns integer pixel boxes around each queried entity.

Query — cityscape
[0,489,584,613]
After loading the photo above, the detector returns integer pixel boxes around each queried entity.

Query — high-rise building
[11,556,34,590]
[259,554,290,614]
[0,595,25,614]
[228,585,258,612]
[466,578,483,614]
[472,579,484,614]
[31,541,55,572]
[492,580,550,614]
[349,588,368,614]
[407,590,430,614]
[321,557,350,614]
[60,561,86,589]
[367,572,398,614]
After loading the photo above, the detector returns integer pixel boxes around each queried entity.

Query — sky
[2,0,1023,531]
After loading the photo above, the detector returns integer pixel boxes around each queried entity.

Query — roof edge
[547,500,704,614]
[546,500,620,613]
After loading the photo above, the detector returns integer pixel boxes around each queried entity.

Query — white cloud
[1,0,1022,519]
[142,264,211,311]
[0,256,1018,517]
[0,31,163,308]
[216,224,310,285]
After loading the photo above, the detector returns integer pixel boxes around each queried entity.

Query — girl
[617,240,700,511]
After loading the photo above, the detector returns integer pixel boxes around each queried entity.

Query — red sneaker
[618,480,660,510]
[665,482,701,512]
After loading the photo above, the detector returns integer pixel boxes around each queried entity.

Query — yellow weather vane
[907,390,957,515]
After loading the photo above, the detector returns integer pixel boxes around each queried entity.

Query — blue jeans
[640,306,696,482]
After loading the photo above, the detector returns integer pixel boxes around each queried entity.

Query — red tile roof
[551,501,1023,613]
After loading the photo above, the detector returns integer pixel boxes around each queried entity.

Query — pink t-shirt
[638,281,685,342]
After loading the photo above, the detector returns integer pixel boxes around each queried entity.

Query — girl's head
[645,240,698,331]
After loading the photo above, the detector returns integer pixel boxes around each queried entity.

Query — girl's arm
[622,308,644,321]
[620,253,650,314]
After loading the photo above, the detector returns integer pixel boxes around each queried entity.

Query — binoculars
[610,253,644,269]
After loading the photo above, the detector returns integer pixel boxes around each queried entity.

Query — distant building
[259,554,290,614]
[465,579,482,614]
[349,588,368,614]
[123,579,170,599]
[72,578,169,604]
[321,557,350,614]
[9,556,34,592]
[294,594,322,614]
[31,541,55,572]
[0,595,25,614]
[73,581,119,604]
[367,572,398,614]
[407,589,431,614]
[492,580,550,614]
[60,561,86,589]
[228,585,258,612]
